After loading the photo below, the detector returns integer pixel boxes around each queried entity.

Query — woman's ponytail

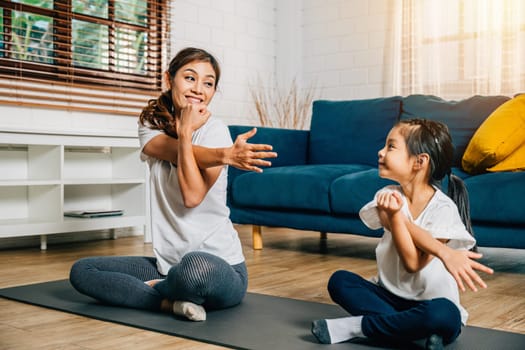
[139,91,177,137]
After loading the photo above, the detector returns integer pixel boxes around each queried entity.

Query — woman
[70,47,276,321]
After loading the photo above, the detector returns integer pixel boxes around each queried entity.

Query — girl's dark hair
[139,47,221,137]
[397,118,475,247]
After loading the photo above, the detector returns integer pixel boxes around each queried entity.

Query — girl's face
[377,125,417,182]
[168,60,217,111]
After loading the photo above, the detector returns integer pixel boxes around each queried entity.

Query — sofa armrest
[227,125,309,199]
[228,125,309,168]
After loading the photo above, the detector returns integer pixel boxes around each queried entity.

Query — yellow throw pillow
[462,94,525,174]
[487,141,525,172]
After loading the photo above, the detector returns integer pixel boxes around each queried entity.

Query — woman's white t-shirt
[359,185,476,325]
[138,117,244,275]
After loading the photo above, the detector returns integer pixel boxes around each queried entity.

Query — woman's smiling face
[169,60,217,110]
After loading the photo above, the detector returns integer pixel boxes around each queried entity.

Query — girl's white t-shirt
[138,117,244,275]
[359,185,476,325]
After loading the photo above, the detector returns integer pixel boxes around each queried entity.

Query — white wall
[171,0,396,125]
[301,0,396,100]
[170,0,277,126]
[169,0,396,126]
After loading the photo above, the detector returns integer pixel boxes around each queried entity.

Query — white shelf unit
[0,130,150,250]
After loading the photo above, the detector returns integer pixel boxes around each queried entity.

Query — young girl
[311,119,493,349]
[70,47,276,322]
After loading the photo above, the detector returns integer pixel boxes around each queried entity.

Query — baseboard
[0,227,144,250]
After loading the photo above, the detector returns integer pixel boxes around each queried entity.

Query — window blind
[0,0,169,116]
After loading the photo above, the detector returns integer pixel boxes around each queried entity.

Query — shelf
[0,215,146,238]
[0,131,149,249]
[62,178,145,185]
[0,180,61,186]
[0,144,61,182]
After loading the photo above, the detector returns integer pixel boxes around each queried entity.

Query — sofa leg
[252,225,263,250]
[320,232,327,240]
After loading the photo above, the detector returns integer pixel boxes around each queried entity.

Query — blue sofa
[227,95,525,250]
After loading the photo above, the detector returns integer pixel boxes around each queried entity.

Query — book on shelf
[64,209,124,218]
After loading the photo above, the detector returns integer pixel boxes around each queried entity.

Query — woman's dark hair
[397,118,475,247]
[139,47,221,137]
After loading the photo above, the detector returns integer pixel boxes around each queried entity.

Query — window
[0,0,169,116]
[393,0,525,99]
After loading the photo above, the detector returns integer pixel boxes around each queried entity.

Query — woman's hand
[225,128,278,172]
[438,247,494,292]
[177,103,211,137]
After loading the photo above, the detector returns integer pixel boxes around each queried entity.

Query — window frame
[0,0,168,98]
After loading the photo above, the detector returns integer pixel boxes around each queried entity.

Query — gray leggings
[69,251,248,312]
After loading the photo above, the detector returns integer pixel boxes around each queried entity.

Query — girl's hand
[226,128,278,172]
[377,190,403,216]
[177,103,211,137]
[440,247,494,292]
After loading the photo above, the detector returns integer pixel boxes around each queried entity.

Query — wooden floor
[0,225,524,349]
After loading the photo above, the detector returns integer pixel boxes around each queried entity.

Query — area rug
[1,280,524,349]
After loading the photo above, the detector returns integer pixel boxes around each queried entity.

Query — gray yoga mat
[1,280,524,350]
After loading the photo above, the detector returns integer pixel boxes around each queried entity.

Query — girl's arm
[385,211,432,273]
[142,128,277,172]
[404,220,494,292]
[377,191,426,272]
[379,191,493,290]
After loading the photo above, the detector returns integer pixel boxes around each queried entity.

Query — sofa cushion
[308,97,402,167]
[401,95,510,166]
[462,94,525,174]
[465,171,525,224]
[330,169,395,215]
[230,164,371,213]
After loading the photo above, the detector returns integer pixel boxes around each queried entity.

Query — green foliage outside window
[72,0,108,18]
[11,10,53,64]
[12,0,51,9]
[72,20,109,70]
[4,0,152,77]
